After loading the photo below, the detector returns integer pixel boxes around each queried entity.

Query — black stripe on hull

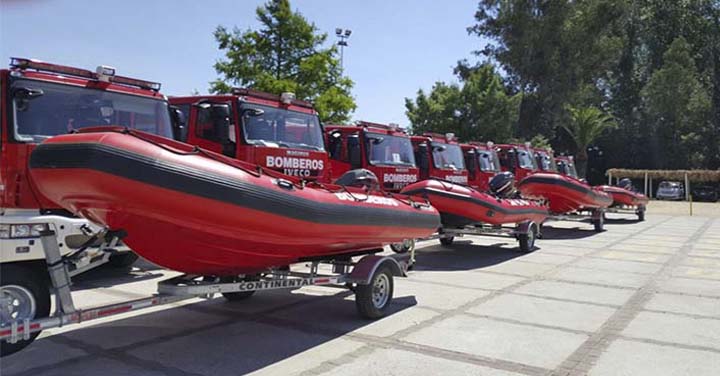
[402,187,548,216]
[30,142,440,229]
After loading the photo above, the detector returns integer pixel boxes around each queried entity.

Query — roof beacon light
[280,92,296,105]
[95,65,116,82]
[445,133,455,142]
[486,141,494,148]
[524,141,532,148]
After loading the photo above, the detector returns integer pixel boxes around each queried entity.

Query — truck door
[188,102,235,157]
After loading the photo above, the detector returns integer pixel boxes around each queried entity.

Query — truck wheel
[355,265,394,319]
[1,265,51,357]
[390,239,415,254]
[518,224,537,253]
[593,212,605,232]
[107,252,139,268]
[439,236,454,246]
[220,275,256,301]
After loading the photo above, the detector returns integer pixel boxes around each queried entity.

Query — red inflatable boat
[29,128,441,276]
[517,173,612,214]
[597,185,649,207]
[400,179,548,227]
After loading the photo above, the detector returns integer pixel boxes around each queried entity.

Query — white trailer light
[10,224,31,238]
[0,224,9,238]
[96,65,116,82]
[30,224,49,236]
[280,92,296,104]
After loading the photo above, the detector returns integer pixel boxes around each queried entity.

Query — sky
[0,0,487,126]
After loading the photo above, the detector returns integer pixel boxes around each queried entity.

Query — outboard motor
[489,171,516,198]
[335,169,380,190]
[618,178,633,190]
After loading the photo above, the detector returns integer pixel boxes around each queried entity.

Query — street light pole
[335,28,352,72]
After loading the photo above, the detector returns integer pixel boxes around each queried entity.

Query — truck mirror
[211,104,232,145]
[328,133,343,160]
[347,134,362,169]
[508,149,518,169]
[12,87,44,112]
[169,105,187,141]
[417,143,429,171]
[465,150,477,178]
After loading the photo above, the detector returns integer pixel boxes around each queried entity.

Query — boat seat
[335,169,380,190]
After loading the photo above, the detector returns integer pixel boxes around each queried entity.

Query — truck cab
[326,121,418,192]
[170,88,328,182]
[555,155,579,179]
[533,147,558,173]
[461,141,501,191]
[411,133,468,184]
[1,57,176,354]
[496,143,538,182]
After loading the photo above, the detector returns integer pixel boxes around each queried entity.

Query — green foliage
[468,0,720,172]
[211,0,356,123]
[563,106,617,177]
[405,64,520,142]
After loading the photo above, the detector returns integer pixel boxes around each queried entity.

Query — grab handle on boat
[277,179,295,190]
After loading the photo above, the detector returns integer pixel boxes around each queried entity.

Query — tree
[405,64,520,142]
[641,37,713,169]
[562,106,617,178]
[211,0,355,123]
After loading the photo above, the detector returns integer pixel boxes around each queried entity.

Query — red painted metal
[517,173,613,214]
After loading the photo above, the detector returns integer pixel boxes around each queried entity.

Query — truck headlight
[0,223,50,238]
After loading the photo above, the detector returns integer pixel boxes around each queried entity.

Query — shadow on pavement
[412,241,525,271]
[540,225,600,240]
[2,287,416,376]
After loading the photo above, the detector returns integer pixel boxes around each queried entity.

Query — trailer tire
[439,237,454,246]
[390,239,415,254]
[637,207,645,222]
[1,265,51,357]
[355,264,394,319]
[518,224,537,253]
[593,213,605,232]
[107,252,139,268]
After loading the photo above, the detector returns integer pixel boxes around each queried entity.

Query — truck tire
[355,264,394,319]
[107,252,139,268]
[518,224,537,253]
[1,265,51,357]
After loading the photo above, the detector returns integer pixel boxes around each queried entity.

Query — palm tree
[562,106,617,178]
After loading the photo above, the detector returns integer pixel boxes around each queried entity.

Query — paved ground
[2,205,720,375]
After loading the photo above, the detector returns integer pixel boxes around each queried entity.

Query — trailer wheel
[1,265,51,357]
[355,265,394,319]
[439,236,454,246]
[637,207,645,221]
[107,251,139,268]
[390,239,415,254]
[593,212,605,232]
[220,275,256,301]
[518,224,537,253]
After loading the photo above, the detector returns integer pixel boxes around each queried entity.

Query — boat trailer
[0,231,410,356]
[604,204,646,221]
[543,208,606,233]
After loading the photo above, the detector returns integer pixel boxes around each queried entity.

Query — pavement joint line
[504,291,623,309]
[460,312,594,336]
[543,278,640,291]
[565,263,659,276]
[664,274,720,282]
[616,334,720,354]
[650,289,720,300]
[581,254,670,266]
[640,308,720,321]
[553,217,713,374]
[400,276,500,292]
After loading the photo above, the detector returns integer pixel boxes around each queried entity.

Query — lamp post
[335,28,352,71]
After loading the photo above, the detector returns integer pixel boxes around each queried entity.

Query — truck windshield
[478,150,500,172]
[431,142,465,170]
[536,152,557,172]
[517,148,537,170]
[366,132,416,167]
[557,161,578,178]
[11,78,172,142]
[241,103,324,151]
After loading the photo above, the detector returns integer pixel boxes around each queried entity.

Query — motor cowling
[489,171,516,198]
[618,178,632,190]
[335,169,380,190]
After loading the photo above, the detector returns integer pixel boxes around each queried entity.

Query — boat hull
[29,130,441,275]
[517,173,612,214]
[401,179,548,227]
[597,185,649,207]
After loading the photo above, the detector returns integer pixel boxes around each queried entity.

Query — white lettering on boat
[444,175,468,184]
[334,192,400,206]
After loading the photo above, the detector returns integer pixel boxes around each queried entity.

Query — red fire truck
[496,142,538,182]
[169,88,329,182]
[1,58,177,355]
[533,147,558,173]
[411,133,468,184]
[555,155,579,179]
[326,121,418,192]
[461,141,501,191]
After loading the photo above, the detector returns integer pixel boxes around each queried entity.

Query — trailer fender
[516,220,535,235]
[348,254,408,285]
